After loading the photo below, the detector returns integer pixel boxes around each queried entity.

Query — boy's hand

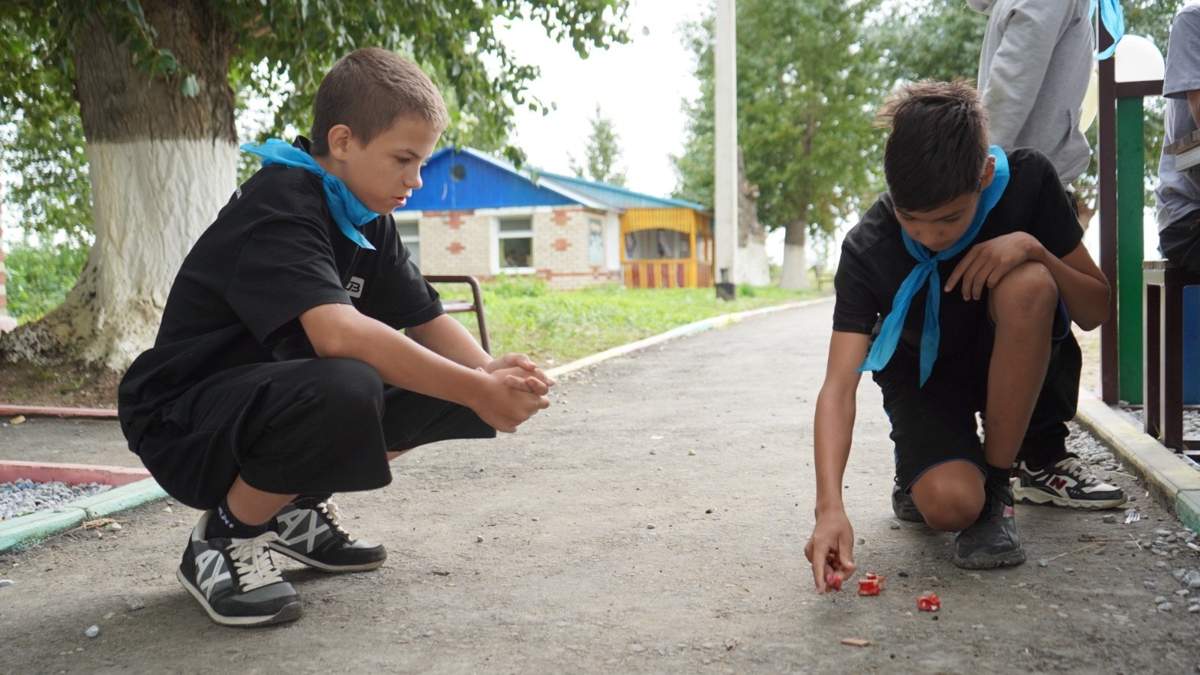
[472,370,551,433]
[484,353,555,392]
[805,509,857,593]
[945,232,1042,301]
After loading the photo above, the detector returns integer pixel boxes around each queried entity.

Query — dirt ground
[2,302,1199,674]
[0,359,120,409]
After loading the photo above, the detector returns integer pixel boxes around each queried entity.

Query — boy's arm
[945,235,1109,330]
[406,314,554,392]
[299,303,548,432]
[805,330,869,592]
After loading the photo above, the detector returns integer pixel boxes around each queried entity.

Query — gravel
[1122,407,1200,443]
[0,479,112,520]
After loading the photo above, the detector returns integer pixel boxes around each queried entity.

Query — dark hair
[877,80,989,211]
[310,48,448,156]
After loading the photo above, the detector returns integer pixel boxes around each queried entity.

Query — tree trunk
[779,219,810,290]
[0,3,238,370]
[735,147,770,286]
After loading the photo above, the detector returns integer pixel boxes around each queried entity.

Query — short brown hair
[876,80,989,211]
[310,48,449,155]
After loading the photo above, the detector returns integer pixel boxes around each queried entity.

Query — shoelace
[228,532,286,592]
[1054,456,1098,486]
[318,501,354,541]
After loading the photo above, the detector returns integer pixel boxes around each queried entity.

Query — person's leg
[909,461,985,531]
[952,261,1058,569]
[1161,217,1200,275]
[270,383,496,573]
[150,358,392,625]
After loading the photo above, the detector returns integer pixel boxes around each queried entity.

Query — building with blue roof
[395,147,713,289]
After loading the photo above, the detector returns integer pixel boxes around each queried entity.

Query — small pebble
[1158,602,1175,612]
[646,524,656,530]
[84,625,99,638]
[475,535,484,544]
[0,579,13,588]
[889,523,901,530]
[1188,604,1200,613]
[1038,559,1049,568]
[704,508,713,514]
[125,597,145,611]
[1102,515,1117,524]
[687,450,696,456]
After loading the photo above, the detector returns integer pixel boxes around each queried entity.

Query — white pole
[714,0,739,298]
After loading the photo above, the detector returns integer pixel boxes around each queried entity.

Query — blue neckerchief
[241,139,377,250]
[859,145,1010,386]
[1090,0,1124,60]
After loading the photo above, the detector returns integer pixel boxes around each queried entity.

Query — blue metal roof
[399,147,580,212]
[397,146,706,214]
[537,171,708,212]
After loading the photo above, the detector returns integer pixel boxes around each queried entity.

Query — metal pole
[714,0,738,300]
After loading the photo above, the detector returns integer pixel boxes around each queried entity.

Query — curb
[544,297,831,380]
[0,477,166,554]
[1074,389,1200,533]
[0,296,826,554]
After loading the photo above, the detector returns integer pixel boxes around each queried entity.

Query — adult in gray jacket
[976,0,1124,510]
[1156,4,1200,274]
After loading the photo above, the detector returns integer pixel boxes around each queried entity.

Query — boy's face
[893,155,995,252]
[326,115,443,214]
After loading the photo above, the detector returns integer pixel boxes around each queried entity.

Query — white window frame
[395,215,421,266]
[494,215,535,274]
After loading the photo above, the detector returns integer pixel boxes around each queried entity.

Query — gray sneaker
[891,482,924,523]
[953,482,1026,570]
[176,511,302,627]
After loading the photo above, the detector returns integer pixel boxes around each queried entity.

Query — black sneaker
[892,481,924,523]
[176,511,302,627]
[269,500,387,573]
[953,481,1026,570]
[1012,455,1127,509]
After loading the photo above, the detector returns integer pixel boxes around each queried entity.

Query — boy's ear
[979,155,996,191]
[326,124,354,160]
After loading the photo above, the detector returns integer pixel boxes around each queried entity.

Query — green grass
[434,276,826,367]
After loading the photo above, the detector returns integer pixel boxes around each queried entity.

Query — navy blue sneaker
[269,500,386,573]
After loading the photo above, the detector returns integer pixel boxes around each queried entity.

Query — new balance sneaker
[269,499,386,573]
[176,511,302,627]
[891,481,924,523]
[953,480,1026,570]
[1012,455,1127,510]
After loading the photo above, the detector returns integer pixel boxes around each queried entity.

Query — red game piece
[857,572,885,596]
[825,571,843,591]
[917,592,941,612]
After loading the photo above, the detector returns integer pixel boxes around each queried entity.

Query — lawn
[434,276,826,367]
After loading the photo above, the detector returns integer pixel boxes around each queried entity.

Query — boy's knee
[302,358,384,417]
[990,261,1057,322]
[913,480,984,531]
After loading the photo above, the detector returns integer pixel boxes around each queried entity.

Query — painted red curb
[0,405,118,419]
[0,460,147,486]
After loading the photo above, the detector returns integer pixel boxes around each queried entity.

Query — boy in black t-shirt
[804,81,1110,588]
[118,48,552,626]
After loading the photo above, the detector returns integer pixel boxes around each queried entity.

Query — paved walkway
[2,301,1199,673]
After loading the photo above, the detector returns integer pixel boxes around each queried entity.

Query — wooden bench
[425,275,491,354]
[1142,260,1200,455]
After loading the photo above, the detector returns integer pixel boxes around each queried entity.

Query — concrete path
[2,301,1199,673]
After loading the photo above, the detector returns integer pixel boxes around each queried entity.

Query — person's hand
[805,509,857,593]
[484,353,555,394]
[944,232,1043,301]
[470,370,551,433]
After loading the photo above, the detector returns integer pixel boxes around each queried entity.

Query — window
[397,219,420,266]
[623,229,690,260]
[588,219,605,266]
[497,217,533,270]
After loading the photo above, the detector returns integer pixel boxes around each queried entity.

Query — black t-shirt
[118,138,442,444]
[832,148,1082,370]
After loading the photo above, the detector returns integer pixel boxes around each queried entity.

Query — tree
[0,0,628,370]
[675,0,885,289]
[570,104,626,186]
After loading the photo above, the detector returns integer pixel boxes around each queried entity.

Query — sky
[500,0,708,199]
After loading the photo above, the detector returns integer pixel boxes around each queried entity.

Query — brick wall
[413,206,620,289]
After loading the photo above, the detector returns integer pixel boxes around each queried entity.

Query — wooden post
[1098,22,1119,403]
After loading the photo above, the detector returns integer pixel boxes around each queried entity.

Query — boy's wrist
[814,496,845,517]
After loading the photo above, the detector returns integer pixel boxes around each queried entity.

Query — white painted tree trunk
[80,140,238,368]
[779,222,810,290]
[736,240,771,286]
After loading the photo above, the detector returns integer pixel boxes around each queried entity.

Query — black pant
[1161,215,1200,275]
[133,358,496,510]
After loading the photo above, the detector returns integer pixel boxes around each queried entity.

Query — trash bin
[1185,285,1200,404]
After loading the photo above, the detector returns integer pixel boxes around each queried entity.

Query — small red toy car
[917,592,941,612]
[825,571,843,591]
[857,573,885,596]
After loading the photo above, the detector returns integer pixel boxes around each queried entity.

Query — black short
[877,301,1072,491]
[131,358,496,509]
